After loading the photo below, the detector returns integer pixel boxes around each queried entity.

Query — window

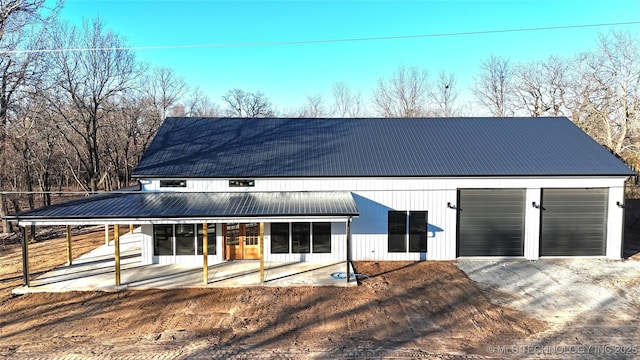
[409,211,428,252]
[292,223,311,253]
[312,223,331,253]
[388,211,407,252]
[388,211,428,253]
[160,180,186,188]
[245,223,260,246]
[270,222,332,254]
[153,225,173,256]
[175,224,195,255]
[271,223,290,254]
[196,224,216,255]
[229,179,255,187]
[154,224,216,256]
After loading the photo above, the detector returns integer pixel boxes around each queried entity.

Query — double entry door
[224,223,260,260]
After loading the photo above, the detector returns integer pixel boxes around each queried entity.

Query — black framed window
[160,180,186,188]
[312,223,331,253]
[197,224,216,255]
[153,224,173,256]
[409,211,428,252]
[175,224,195,255]
[270,223,290,254]
[388,211,407,252]
[292,223,311,253]
[229,179,255,187]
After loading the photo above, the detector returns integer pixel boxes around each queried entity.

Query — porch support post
[202,223,208,285]
[346,217,351,283]
[259,222,265,284]
[105,224,109,245]
[21,225,30,287]
[129,224,133,234]
[114,224,121,286]
[66,225,73,265]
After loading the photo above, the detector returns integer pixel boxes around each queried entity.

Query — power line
[4,20,640,54]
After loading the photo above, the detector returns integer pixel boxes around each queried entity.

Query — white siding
[524,188,541,260]
[606,186,626,259]
[136,176,629,261]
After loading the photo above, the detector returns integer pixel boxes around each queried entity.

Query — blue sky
[58,0,640,114]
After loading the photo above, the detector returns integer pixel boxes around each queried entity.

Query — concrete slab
[13,232,356,295]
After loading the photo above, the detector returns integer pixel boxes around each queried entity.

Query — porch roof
[10,191,359,225]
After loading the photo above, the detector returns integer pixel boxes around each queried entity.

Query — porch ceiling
[9,191,359,226]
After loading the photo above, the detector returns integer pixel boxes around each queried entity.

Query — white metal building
[12,117,634,268]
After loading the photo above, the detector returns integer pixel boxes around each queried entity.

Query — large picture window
[312,223,331,253]
[153,224,216,256]
[175,224,195,255]
[271,223,290,254]
[388,211,428,253]
[292,223,311,253]
[153,225,173,256]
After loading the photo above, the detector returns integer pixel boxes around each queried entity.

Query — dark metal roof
[132,117,634,178]
[13,191,359,220]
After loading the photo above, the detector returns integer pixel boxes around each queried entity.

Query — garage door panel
[458,189,525,257]
[540,188,607,256]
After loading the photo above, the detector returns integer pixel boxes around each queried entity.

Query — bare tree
[222,88,275,117]
[331,81,363,117]
[49,18,142,192]
[512,57,569,117]
[133,66,186,158]
[0,0,62,232]
[472,56,514,117]
[294,93,328,118]
[182,86,219,117]
[372,65,430,117]
[569,30,640,158]
[429,71,458,117]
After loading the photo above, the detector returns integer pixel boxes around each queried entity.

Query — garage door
[540,188,608,256]
[458,189,525,256]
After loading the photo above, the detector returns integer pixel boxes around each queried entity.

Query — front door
[224,223,260,260]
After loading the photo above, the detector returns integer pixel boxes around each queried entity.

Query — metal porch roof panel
[13,192,359,220]
[132,117,634,178]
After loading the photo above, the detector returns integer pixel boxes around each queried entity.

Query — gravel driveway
[457,259,640,359]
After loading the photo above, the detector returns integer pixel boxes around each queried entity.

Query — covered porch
[8,190,359,290]
[12,229,356,295]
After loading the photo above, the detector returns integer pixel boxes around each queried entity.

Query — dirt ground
[2,215,640,359]
[0,228,545,359]
[458,260,640,359]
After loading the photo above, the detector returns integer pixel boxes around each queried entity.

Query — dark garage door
[458,189,525,256]
[540,188,608,256]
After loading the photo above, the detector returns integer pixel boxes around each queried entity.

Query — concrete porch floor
[12,232,356,295]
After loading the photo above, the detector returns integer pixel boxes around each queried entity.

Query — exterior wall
[140,176,629,261]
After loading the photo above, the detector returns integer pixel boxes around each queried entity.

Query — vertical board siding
[524,188,541,259]
[139,176,626,261]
